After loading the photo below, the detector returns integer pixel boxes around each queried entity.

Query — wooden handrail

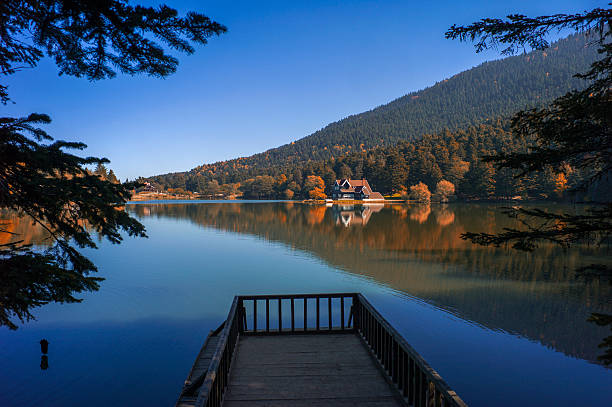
[239,293,357,334]
[237,293,359,300]
[192,293,467,407]
[195,297,242,407]
[354,294,468,407]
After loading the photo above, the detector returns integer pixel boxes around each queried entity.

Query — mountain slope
[148,32,597,189]
[257,32,594,163]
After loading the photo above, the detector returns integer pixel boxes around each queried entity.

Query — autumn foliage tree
[304,175,326,200]
[409,182,432,203]
[434,180,456,202]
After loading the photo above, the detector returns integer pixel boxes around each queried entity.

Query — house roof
[335,179,377,196]
[335,179,371,188]
[355,185,373,194]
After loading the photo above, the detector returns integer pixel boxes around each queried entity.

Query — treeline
[145,119,597,201]
[146,32,597,196]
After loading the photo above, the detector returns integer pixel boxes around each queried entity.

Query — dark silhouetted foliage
[0,1,225,329]
[447,6,612,363]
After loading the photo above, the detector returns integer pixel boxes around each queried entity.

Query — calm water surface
[1,202,610,406]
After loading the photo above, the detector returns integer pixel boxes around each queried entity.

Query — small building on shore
[331,179,384,201]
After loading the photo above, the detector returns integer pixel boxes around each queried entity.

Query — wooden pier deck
[224,334,402,406]
[176,293,467,407]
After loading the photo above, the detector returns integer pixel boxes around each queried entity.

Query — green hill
[147,32,597,196]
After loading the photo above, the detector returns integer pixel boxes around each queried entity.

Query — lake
[0,201,610,406]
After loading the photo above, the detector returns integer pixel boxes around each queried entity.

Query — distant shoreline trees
[145,118,602,202]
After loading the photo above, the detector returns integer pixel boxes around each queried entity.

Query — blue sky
[2,0,604,179]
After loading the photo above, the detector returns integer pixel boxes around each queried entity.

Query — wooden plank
[230,367,385,378]
[223,396,400,406]
[223,334,404,406]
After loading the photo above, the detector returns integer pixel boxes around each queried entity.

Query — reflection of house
[333,204,384,227]
[331,179,384,201]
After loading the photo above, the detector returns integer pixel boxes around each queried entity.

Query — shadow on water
[127,201,612,366]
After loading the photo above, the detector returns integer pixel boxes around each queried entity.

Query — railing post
[238,299,245,333]
[304,297,307,332]
[328,296,332,330]
[409,357,415,405]
[266,298,270,332]
[253,299,257,332]
[278,298,282,332]
[340,296,345,330]
[316,297,320,331]
[291,298,295,332]
[352,294,359,331]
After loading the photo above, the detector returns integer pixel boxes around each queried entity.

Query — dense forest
[145,33,598,200]
[146,119,600,201]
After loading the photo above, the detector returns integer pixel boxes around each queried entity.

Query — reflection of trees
[435,205,455,227]
[129,202,611,365]
[0,212,104,329]
[408,204,431,224]
[0,211,52,247]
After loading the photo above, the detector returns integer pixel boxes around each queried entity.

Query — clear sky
[2,0,605,180]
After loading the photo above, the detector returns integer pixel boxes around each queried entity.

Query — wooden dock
[176,294,467,407]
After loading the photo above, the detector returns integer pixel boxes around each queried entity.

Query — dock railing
[195,293,467,407]
[354,294,468,407]
[239,293,356,333]
[195,297,242,407]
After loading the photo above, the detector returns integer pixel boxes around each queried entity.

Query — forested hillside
[146,32,597,200]
[147,119,597,201]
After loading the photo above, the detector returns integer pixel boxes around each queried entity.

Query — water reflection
[0,210,52,247]
[332,204,383,227]
[0,211,102,330]
[40,355,48,370]
[127,202,611,366]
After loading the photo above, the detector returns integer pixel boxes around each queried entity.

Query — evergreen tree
[387,151,409,193]
[446,7,611,259]
[0,1,226,329]
[447,6,612,364]
[94,163,108,179]
[460,161,495,199]
[107,170,119,184]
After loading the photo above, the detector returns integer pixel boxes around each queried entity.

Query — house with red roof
[331,179,384,201]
